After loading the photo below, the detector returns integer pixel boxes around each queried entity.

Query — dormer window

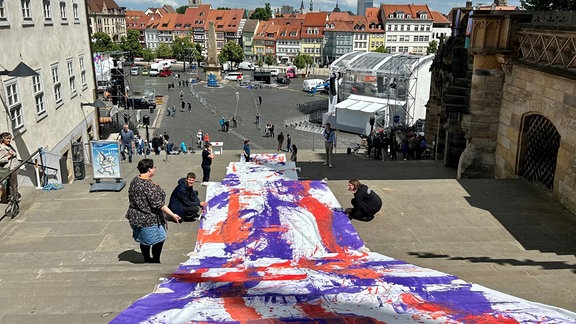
[418,12,427,19]
[307,27,312,34]
[395,11,405,19]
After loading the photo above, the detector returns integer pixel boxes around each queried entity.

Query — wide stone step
[443,102,470,113]
[445,85,471,97]
[443,93,470,104]
[454,77,471,88]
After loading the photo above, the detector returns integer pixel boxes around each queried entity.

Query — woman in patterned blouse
[126,159,181,263]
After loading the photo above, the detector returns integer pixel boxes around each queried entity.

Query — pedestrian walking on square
[225,119,230,132]
[242,139,251,162]
[117,124,135,163]
[323,123,335,168]
[232,115,238,128]
[277,132,284,151]
[256,112,260,125]
[258,95,262,105]
[219,117,226,131]
[201,143,214,185]
[286,134,291,152]
[126,158,181,263]
[290,144,297,162]
[187,102,192,112]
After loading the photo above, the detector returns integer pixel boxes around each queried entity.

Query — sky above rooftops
[116,0,521,16]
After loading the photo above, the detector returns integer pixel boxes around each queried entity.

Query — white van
[238,61,255,71]
[303,79,325,92]
[149,63,160,76]
[158,60,172,69]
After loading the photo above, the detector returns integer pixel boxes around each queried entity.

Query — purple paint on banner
[208,190,230,209]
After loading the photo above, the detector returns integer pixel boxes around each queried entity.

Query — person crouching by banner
[168,172,207,222]
[344,179,382,222]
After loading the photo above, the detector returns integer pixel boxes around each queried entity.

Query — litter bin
[347,147,351,154]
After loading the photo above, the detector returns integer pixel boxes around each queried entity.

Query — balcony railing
[518,29,576,71]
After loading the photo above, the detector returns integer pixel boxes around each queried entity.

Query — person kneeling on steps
[344,179,382,222]
[168,172,207,222]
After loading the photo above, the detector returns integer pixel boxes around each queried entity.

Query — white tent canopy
[325,52,432,134]
[333,95,406,135]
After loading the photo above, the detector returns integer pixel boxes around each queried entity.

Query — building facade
[425,9,576,215]
[86,0,126,41]
[1,0,97,185]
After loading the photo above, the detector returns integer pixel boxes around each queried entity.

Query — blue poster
[90,141,121,179]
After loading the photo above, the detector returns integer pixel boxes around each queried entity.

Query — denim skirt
[131,224,167,246]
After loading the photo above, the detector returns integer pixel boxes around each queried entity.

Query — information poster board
[90,141,122,179]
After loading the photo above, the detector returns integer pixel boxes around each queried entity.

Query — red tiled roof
[380,4,433,20]
[430,10,449,23]
[328,12,354,22]
[206,9,244,33]
[86,0,121,13]
[126,10,151,30]
[303,12,328,27]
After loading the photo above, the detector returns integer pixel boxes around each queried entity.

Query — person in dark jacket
[168,172,207,221]
[344,179,382,222]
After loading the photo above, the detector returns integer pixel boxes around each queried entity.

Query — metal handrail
[0,147,42,183]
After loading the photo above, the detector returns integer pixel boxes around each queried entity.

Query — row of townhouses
[0,0,472,187]
[103,2,450,65]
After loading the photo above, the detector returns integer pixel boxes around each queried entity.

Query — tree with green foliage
[172,36,194,62]
[120,29,143,58]
[520,0,576,10]
[192,43,204,62]
[142,48,156,62]
[264,53,275,67]
[293,54,313,75]
[256,59,264,69]
[373,45,387,53]
[218,40,245,66]
[249,3,273,21]
[92,32,114,53]
[156,43,172,59]
[176,5,187,14]
[427,40,438,55]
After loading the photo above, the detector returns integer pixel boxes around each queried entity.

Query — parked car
[269,68,280,77]
[141,67,150,76]
[158,68,172,77]
[126,97,156,110]
[302,79,325,92]
[276,76,291,85]
[224,72,243,81]
[130,66,139,76]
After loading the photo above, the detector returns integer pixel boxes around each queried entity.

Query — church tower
[188,0,201,7]
[300,0,304,12]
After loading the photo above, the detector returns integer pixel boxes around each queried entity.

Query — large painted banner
[112,154,576,323]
